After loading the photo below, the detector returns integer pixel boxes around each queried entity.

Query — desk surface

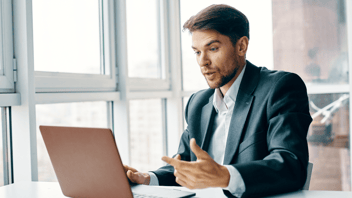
[1,182,352,198]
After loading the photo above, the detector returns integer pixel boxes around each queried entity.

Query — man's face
[192,29,241,91]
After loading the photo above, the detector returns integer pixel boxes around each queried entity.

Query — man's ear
[236,36,249,57]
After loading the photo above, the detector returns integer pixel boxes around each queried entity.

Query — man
[124,4,312,198]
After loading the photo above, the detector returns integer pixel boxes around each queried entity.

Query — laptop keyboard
[131,184,195,198]
[133,192,163,198]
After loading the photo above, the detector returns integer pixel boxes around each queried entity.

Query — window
[0,107,11,186]
[0,57,3,76]
[272,0,348,88]
[272,0,350,191]
[126,0,170,91]
[307,93,350,190]
[32,0,102,74]
[0,108,5,186]
[36,101,110,181]
[32,0,116,92]
[129,99,164,172]
[0,0,14,93]
[126,0,160,79]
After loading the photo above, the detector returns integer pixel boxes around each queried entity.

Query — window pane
[32,0,102,74]
[272,0,348,84]
[0,54,3,75]
[126,0,161,78]
[272,0,350,191]
[129,99,163,172]
[180,0,273,91]
[0,108,4,186]
[0,107,10,186]
[0,14,3,76]
[308,93,350,191]
[36,101,110,182]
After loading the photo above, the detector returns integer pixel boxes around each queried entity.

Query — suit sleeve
[151,94,195,186]
[229,73,312,198]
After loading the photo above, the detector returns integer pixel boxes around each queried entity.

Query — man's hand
[162,138,230,189]
[123,165,151,185]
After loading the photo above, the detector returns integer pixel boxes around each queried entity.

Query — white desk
[1,182,352,198]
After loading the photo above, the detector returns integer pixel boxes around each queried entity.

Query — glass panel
[308,93,350,191]
[0,54,3,75]
[0,108,4,186]
[180,0,273,91]
[36,101,110,182]
[272,0,348,85]
[126,0,161,78]
[32,0,103,74]
[0,29,4,76]
[129,99,163,172]
[272,0,350,191]
[0,13,3,76]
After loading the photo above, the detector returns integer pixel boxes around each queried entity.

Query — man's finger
[190,138,210,159]
[163,155,195,171]
[174,169,193,183]
[127,170,144,184]
[124,165,138,173]
[162,156,181,167]
[123,165,128,173]
[175,176,188,188]
[126,170,136,182]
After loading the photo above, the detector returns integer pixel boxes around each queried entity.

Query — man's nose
[198,53,210,67]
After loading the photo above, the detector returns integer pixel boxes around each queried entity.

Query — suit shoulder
[258,67,304,85]
[188,89,214,106]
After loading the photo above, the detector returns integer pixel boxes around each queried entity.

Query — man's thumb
[127,170,145,184]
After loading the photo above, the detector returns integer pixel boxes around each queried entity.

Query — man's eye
[210,47,218,51]
[194,51,200,55]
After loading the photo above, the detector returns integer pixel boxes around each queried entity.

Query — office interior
[0,0,352,192]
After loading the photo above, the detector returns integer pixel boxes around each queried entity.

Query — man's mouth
[204,72,216,79]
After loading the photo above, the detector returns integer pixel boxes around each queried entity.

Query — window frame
[1,107,12,185]
[0,0,14,93]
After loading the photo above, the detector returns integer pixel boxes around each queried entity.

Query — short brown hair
[183,4,249,46]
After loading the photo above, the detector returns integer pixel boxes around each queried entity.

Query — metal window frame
[1,107,12,185]
[0,0,14,93]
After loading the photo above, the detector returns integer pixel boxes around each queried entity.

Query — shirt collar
[213,64,247,113]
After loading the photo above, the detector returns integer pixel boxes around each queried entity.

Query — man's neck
[220,61,246,95]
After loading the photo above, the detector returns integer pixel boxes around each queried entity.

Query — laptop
[39,125,195,198]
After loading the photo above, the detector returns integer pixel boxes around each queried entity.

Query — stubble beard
[205,59,240,89]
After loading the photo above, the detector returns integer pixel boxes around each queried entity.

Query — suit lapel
[199,97,216,152]
[191,94,215,161]
[223,61,260,165]
[223,91,253,164]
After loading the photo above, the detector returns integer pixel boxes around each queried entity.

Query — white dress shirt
[148,65,247,197]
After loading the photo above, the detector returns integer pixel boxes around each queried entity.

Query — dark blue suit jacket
[152,61,312,197]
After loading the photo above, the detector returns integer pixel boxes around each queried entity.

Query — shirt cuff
[148,172,159,186]
[224,165,246,197]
